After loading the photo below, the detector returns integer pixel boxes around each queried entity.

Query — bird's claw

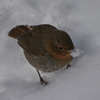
[66,64,71,69]
[40,79,48,85]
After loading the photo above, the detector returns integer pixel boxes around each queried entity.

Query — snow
[71,48,81,58]
[0,0,100,100]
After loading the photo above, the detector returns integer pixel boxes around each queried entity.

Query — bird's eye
[59,47,64,50]
[56,45,64,51]
[55,40,64,51]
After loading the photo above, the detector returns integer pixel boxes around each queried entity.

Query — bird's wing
[18,28,45,55]
[8,25,32,39]
[8,25,47,56]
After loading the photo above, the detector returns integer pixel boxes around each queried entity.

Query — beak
[70,49,81,58]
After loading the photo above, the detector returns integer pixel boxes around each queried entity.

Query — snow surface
[0,0,100,100]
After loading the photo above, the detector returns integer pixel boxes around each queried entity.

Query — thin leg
[66,64,71,69]
[36,70,48,85]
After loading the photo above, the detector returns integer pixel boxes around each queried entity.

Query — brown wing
[8,25,32,39]
[18,32,47,56]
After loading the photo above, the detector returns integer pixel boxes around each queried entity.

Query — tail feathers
[8,25,32,39]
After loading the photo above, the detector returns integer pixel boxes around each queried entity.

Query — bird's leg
[66,64,71,69]
[36,70,48,85]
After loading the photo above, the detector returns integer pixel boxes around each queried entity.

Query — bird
[8,24,74,85]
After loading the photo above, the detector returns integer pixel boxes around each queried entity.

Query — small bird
[8,24,74,85]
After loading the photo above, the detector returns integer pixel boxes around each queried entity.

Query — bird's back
[8,24,57,56]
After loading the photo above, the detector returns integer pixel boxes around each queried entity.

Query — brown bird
[8,24,74,85]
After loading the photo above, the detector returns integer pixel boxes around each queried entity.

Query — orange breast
[45,41,72,61]
[53,53,72,61]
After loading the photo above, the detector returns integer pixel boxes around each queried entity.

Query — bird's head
[45,30,74,60]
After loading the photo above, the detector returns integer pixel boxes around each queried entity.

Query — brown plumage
[8,24,74,85]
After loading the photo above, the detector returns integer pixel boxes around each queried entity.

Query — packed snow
[0,0,100,100]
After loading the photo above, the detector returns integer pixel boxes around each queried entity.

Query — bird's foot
[66,64,71,69]
[36,70,48,85]
[40,78,48,85]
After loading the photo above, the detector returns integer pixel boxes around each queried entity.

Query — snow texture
[0,0,100,100]
[71,49,81,58]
